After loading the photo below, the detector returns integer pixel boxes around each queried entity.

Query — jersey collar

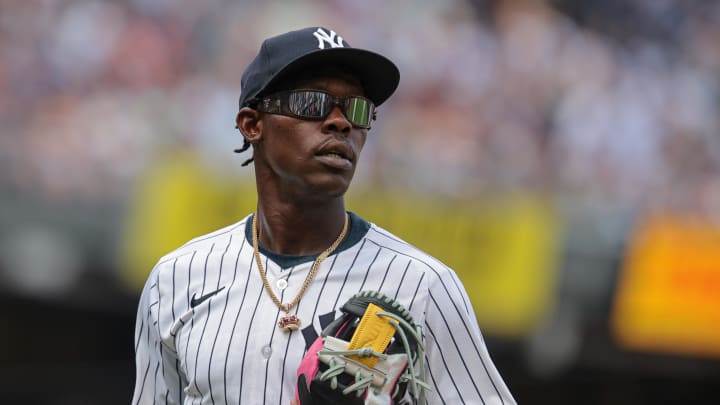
[244,211,370,270]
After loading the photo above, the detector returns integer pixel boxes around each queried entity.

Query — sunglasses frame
[253,89,376,129]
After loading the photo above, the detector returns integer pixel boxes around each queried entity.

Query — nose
[321,105,352,135]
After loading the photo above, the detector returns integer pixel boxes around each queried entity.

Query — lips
[315,142,354,169]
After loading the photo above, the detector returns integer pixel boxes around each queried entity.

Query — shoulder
[362,219,456,282]
[153,215,251,272]
[360,219,475,322]
[138,215,251,312]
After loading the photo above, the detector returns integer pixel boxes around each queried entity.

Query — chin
[308,176,352,199]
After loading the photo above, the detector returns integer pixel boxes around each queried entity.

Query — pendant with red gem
[278,314,301,331]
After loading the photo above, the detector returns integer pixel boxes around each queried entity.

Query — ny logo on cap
[313,28,345,49]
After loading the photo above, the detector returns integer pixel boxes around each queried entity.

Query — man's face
[255,73,369,202]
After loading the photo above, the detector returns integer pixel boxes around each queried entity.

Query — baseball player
[132,26,516,404]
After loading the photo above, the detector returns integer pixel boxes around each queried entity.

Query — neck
[255,199,348,256]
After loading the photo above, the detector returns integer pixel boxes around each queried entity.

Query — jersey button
[261,345,272,359]
[276,279,288,290]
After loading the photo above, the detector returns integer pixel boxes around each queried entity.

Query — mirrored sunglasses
[256,90,376,129]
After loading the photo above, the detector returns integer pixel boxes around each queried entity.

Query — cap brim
[263,48,400,106]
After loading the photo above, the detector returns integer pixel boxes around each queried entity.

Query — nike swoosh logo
[190,286,226,308]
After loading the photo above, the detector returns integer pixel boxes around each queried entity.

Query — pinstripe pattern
[132,213,516,404]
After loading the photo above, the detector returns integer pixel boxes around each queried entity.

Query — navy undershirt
[244,211,371,270]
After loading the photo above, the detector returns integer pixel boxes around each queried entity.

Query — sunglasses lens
[287,91,330,118]
[280,91,374,128]
[345,97,373,128]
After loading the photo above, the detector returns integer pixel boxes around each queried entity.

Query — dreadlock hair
[234,98,258,166]
[233,129,254,167]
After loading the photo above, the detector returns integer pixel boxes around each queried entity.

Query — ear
[236,107,263,143]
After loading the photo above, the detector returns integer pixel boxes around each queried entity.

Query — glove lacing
[317,310,432,401]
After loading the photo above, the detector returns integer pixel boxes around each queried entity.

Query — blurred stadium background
[2,0,720,403]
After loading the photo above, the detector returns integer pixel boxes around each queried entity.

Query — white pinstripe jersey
[132,212,516,405]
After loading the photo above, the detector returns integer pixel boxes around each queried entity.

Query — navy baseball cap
[238,27,400,109]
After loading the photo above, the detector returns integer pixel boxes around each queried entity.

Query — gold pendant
[278,314,301,331]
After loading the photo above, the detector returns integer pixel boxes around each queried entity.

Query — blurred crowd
[2,4,719,402]
[2,0,720,213]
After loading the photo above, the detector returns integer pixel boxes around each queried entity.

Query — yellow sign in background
[612,214,720,358]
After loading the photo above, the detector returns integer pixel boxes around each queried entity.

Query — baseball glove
[295,290,430,405]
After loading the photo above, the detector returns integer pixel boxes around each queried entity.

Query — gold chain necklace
[252,212,349,331]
